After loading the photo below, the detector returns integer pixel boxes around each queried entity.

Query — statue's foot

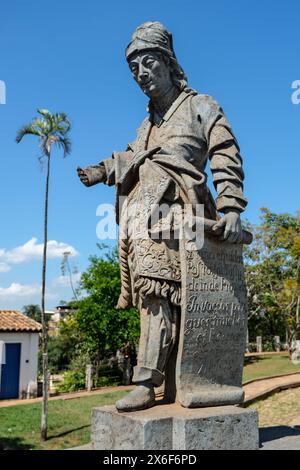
[116,383,155,412]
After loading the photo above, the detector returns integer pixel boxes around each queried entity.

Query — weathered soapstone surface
[91,404,259,450]
[177,235,247,407]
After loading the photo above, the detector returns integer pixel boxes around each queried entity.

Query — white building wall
[0,332,39,398]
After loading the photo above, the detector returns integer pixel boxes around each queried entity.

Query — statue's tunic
[98,89,247,309]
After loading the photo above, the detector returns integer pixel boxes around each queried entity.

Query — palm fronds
[16,108,72,157]
[15,123,42,143]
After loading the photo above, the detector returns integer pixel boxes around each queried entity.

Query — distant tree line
[244,208,300,356]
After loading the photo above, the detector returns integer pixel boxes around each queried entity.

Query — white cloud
[0,282,58,311]
[0,239,80,310]
[0,238,79,265]
[0,282,41,299]
[0,262,10,273]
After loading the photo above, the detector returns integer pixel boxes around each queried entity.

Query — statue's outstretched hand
[212,211,243,243]
[77,167,91,186]
[77,165,106,187]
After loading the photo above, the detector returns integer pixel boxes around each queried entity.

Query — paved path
[260,426,300,450]
[242,373,300,449]
[0,385,134,408]
[1,372,300,408]
[245,351,288,357]
[243,372,300,405]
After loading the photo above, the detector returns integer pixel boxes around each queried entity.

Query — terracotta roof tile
[0,310,42,332]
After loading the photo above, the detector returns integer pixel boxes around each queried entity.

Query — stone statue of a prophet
[77,21,252,412]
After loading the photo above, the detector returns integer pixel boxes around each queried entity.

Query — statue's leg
[133,296,179,385]
[116,295,179,412]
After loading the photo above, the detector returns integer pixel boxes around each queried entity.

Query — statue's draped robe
[99,89,247,309]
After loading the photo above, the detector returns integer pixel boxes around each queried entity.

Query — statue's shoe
[116,384,155,412]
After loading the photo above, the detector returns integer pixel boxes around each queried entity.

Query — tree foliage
[16,109,71,157]
[244,208,300,356]
[47,335,76,373]
[22,304,42,323]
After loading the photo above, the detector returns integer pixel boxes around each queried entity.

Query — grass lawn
[249,387,300,427]
[0,390,128,450]
[243,354,300,383]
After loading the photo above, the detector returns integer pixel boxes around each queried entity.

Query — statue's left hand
[212,211,243,243]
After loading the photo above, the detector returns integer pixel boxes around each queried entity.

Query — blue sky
[0,0,299,310]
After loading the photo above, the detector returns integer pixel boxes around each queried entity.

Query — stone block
[91,403,259,450]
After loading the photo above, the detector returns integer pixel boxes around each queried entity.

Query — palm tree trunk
[41,151,50,441]
[66,255,78,300]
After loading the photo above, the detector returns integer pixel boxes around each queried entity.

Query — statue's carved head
[126,22,187,98]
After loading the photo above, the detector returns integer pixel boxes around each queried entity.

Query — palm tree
[16,109,71,440]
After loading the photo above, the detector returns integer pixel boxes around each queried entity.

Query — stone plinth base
[91,403,259,450]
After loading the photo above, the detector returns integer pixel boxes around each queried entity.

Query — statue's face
[128,51,173,99]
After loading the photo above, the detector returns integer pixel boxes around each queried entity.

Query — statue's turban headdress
[126,21,177,61]
[125,21,187,90]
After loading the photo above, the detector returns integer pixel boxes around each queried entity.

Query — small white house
[0,310,42,400]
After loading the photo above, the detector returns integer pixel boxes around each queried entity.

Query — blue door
[0,343,21,399]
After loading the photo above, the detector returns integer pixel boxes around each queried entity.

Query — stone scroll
[176,234,247,407]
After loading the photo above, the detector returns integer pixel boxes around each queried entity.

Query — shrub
[263,341,275,352]
[55,369,85,393]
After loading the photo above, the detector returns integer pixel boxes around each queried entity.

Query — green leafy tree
[244,208,300,356]
[22,304,52,326]
[16,109,71,440]
[47,335,76,373]
[22,304,42,323]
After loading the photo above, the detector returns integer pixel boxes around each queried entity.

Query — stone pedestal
[91,403,259,450]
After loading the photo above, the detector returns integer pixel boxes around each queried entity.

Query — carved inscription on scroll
[177,235,247,406]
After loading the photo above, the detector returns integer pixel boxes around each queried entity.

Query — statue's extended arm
[77,147,135,188]
[204,98,248,243]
